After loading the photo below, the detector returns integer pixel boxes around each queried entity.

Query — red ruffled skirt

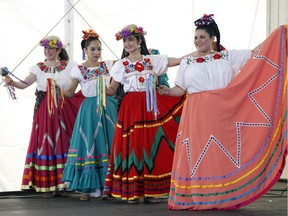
[21,91,84,192]
[104,91,185,200]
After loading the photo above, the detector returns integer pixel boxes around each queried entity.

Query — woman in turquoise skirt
[61,29,117,200]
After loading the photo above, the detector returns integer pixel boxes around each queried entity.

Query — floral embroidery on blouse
[37,60,68,73]
[79,61,109,81]
[123,58,153,73]
[186,51,229,65]
[123,58,153,84]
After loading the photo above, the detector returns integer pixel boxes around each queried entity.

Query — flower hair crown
[194,14,215,26]
[82,29,99,40]
[39,38,63,49]
[115,25,146,41]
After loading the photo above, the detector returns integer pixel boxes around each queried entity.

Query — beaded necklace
[37,60,68,73]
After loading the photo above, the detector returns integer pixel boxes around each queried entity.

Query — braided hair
[194,14,222,52]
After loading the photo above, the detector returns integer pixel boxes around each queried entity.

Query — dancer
[61,29,118,201]
[4,35,84,197]
[103,24,186,204]
[158,14,287,210]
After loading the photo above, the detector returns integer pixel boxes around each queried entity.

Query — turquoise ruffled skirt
[62,96,117,193]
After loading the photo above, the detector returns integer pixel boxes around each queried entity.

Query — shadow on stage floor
[0,180,287,216]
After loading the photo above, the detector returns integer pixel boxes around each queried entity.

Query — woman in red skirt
[103,24,186,204]
[4,35,84,197]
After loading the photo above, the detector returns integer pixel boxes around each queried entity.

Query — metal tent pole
[64,0,74,59]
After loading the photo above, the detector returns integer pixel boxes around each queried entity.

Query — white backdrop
[0,0,268,191]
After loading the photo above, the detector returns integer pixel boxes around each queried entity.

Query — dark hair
[81,37,102,50]
[44,48,69,61]
[196,21,221,52]
[58,48,69,61]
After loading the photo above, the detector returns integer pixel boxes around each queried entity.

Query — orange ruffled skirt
[169,25,288,210]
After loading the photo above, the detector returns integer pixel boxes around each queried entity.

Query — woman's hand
[157,85,169,95]
[4,76,13,86]
[106,78,119,96]
[159,85,186,97]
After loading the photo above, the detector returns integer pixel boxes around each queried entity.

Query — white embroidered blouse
[110,54,168,92]
[30,60,78,92]
[71,60,113,97]
[175,50,252,94]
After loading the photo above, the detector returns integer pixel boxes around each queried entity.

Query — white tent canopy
[0,0,286,192]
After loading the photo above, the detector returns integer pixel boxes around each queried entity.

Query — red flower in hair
[194,13,215,26]
[82,29,99,40]
[134,62,144,72]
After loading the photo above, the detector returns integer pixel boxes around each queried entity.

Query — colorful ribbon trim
[6,84,17,100]
[96,75,107,115]
[0,67,29,100]
[0,67,28,84]
[46,78,65,116]
[146,74,159,119]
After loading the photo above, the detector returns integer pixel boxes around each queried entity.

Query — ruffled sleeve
[70,66,81,81]
[174,58,189,90]
[149,54,168,76]
[110,60,124,84]
[29,64,41,76]
[67,60,78,70]
[229,50,251,75]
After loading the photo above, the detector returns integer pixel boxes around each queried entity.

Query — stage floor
[0,181,287,216]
